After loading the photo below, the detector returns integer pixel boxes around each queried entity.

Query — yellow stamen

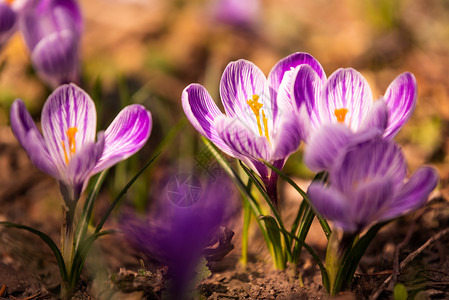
[334,108,348,123]
[262,109,270,144]
[62,127,78,165]
[247,95,263,136]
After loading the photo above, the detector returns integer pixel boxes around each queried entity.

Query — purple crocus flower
[182,53,324,205]
[305,133,438,233]
[0,0,28,48]
[121,177,235,300]
[293,66,417,140]
[10,83,152,203]
[209,0,260,29]
[19,0,82,87]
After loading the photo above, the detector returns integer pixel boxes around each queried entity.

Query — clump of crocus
[8,83,152,298]
[293,66,416,140]
[121,176,234,300]
[182,52,323,206]
[19,0,82,87]
[0,0,28,49]
[304,129,438,294]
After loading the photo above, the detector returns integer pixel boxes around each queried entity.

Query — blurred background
[0,0,448,296]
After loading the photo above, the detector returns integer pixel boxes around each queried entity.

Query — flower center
[6,0,14,5]
[247,94,270,143]
[334,108,348,123]
[61,127,78,165]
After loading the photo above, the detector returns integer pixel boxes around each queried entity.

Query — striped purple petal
[271,110,303,160]
[92,104,152,174]
[41,83,97,173]
[332,137,406,195]
[31,30,80,87]
[320,68,373,131]
[381,167,438,221]
[20,0,82,51]
[68,132,105,198]
[383,72,417,139]
[215,115,270,161]
[307,183,352,231]
[182,83,233,156]
[292,64,324,128]
[350,178,394,231]
[268,52,325,123]
[219,59,269,133]
[359,99,389,133]
[10,99,58,178]
[304,124,353,172]
[0,3,17,48]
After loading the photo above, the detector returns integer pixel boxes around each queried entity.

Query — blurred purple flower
[10,83,152,203]
[121,177,235,299]
[19,0,82,87]
[209,0,260,29]
[0,0,28,48]
[293,67,417,140]
[306,133,438,233]
[182,52,324,205]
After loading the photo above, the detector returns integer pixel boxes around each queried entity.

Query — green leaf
[263,161,332,240]
[75,170,108,251]
[70,230,115,287]
[95,154,159,233]
[393,283,408,300]
[0,221,68,282]
[276,224,330,291]
[239,161,291,263]
[200,138,270,246]
[260,216,285,269]
[333,221,389,294]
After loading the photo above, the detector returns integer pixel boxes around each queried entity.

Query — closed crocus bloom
[10,83,152,204]
[305,134,438,233]
[293,66,417,140]
[182,53,323,206]
[209,0,260,28]
[0,0,28,48]
[19,0,82,87]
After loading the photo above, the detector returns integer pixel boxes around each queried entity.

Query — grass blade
[95,154,159,233]
[0,221,68,281]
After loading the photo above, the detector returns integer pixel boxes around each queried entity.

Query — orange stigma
[5,0,14,5]
[334,108,348,123]
[247,95,270,142]
[61,127,78,165]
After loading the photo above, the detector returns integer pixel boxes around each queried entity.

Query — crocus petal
[359,99,389,133]
[308,183,353,231]
[383,72,417,139]
[182,84,234,157]
[215,115,270,161]
[333,137,406,194]
[220,59,269,133]
[268,52,325,123]
[92,104,152,174]
[381,167,438,221]
[350,178,394,231]
[10,99,58,177]
[303,124,353,172]
[0,3,17,47]
[41,83,97,172]
[320,68,373,131]
[31,30,80,87]
[68,132,105,197]
[271,110,303,160]
[292,64,324,128]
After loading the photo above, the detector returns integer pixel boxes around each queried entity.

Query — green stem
[61,201,76,299]
[240,195,251,267]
